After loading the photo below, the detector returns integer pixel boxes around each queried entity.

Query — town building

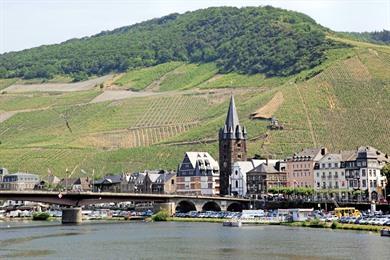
[58,177,92,191]
[152,172,176,194]
[0,172,40,191]
[0,168,9,182]
[286,147,327,188]
[230,159,263,197]
[246,160,287,197]
[177,152,220,195]
[314,153,348,200]
[219,96,247,195]
[93,174,126,192]
[347,146,389,201]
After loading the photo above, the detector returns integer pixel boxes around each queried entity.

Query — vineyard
[114,62,183,91]
[0,37,389,177]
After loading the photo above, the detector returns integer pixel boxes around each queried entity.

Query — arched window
[235,180,239,188]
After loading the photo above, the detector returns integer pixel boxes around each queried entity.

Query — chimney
[266,158,269,165]
[321,147,327,156]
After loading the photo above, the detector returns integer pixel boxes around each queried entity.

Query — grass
[114,62,183,91]
[0,78,18,91]
[283,220,383,232]
[0,91,100,112]
[159,63,218,91]
[198,72,287,89]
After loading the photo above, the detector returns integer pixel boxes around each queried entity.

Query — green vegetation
[267,187,314,196]
[115,62,183,91]
[0,78,17,91]
[159,63,218,91]
[284,220,382,232]
[0,29,389,177]
[0,6,332,80]
[338,30,390,45]
[151,211,170,221]
[0,91,100,112]
[32,212,51,221]
[198,73,287,89]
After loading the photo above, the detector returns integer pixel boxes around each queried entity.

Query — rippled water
[0,220,389,259]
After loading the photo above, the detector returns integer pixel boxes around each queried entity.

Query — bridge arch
[227,202,243,212]
[202,201,221,212]
[176,200,197,213]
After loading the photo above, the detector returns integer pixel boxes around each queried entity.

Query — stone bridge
[0,191,249,223]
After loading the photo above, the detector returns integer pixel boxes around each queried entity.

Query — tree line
[0,6,336,80]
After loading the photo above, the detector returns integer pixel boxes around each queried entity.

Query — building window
[235,180,238,188]
[362,169,366,177]
[171,179,174,185]
[316,172,319,177]
[321,163,325,168]
[362,180,366,188]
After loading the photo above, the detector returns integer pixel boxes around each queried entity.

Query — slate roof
[185,152,219,170]
[248,162,280,174]
[94,175,122,185]
[220,96,247,140]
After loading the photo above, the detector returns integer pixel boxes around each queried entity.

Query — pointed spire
[225,96,240,130]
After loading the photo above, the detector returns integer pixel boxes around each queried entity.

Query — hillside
[0,7,389,178]
[0,6,331,80]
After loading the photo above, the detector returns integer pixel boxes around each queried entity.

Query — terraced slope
[0,37,389,177]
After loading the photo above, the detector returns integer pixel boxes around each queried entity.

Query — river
[0,220,389,259]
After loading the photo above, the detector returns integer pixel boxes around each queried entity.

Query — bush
[331,221,338,229]
[151,211,169,221]
[32,212,50,220]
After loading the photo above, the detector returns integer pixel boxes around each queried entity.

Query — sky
[1,0,389,54]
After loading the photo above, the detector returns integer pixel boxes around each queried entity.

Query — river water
[0,220,389,259]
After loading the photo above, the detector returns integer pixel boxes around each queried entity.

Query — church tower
[219,96,247,195]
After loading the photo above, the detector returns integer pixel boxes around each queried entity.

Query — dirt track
[3,75,111,93]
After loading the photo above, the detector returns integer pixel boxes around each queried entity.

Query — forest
[0,6,334,80]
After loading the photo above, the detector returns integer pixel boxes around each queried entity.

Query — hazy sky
[1,0,389,54]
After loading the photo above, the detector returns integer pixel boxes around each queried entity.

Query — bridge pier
[154,202,176,216]
[62,207,82,224]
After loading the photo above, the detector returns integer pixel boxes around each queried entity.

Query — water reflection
[0,221,388,259]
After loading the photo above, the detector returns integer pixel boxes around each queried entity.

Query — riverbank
[165,217,383,233]
[167,217,226,223]
[282,221,383,232]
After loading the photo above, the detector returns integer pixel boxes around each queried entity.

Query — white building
[314,153,348,200]
[355,146,388,201]
[0,168,8,182]
[230,159,278,197]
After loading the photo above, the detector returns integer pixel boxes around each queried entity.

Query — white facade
[314,154,347,196]
[230,159,270,197]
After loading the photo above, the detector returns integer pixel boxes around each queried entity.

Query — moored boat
[380,229,390,237]
[222,220,242,227]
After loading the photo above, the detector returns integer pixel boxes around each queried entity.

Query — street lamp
[65,168,69,192]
